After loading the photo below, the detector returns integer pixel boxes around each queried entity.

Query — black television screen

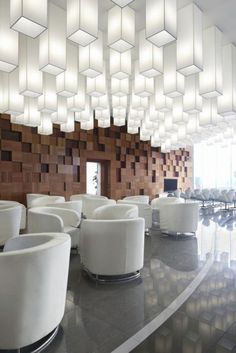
[164,178,177,192]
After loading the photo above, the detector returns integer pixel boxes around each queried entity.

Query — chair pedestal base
[83,266,141,284]
[161,231,196,240]
[2,326,59,353]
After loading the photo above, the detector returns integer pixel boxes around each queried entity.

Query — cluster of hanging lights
[0,0,236,152]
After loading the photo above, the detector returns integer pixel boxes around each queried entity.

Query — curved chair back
[80,198,116,218]
[80,218,145,276]
[0,205,22,245]
[151,196,183,209]
[0,200,26,229]
[123,195,149,204]
[70,194,108,201]
[117,199,152,229]
[26,193,46,208]
[0,233,70,350]
[30,195,65,208]
[160,202,199,233]
[47,200,82,217]
[92,204,138,220]
[28,207,80,248]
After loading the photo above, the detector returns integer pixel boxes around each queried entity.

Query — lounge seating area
[2,0,236,352]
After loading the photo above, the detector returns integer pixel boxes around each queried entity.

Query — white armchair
[26,193,46,208]
[28,207,80,249]
[70,194,108,201]
[92,204,139,220]
[122,195,149,204]
[47,200,82,218]
[29,195,65,208]
[117,199,152,233]
[80,217,145,282]
[0,205,22,245]
[151,197,184,226]
[0,200,26,230]
[160,202,199,237]
[0,233,70,351]
[72,196,116,218]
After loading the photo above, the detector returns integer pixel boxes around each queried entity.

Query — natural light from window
[194,143,236,189]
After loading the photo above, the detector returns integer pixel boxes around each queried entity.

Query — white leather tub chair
[0,233,70,351]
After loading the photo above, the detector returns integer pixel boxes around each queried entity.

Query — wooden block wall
[0,114,193,204]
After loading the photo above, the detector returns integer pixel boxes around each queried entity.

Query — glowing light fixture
[177,3,203,76]
[67,0,98,46]
[218,44,236,116]
[68,75,86,112]
[87,70,106,97]
[154,76,172,112]
[0,0,18,72]
[79,32,103,78]
[10,0,47,38]
[164,42,185,97]
[56,42,78,97]
[19,35,42,97]
[110,49,131,79]
[139,30,163,78]
[111,0,134,7]
[38,113,53,135]
[108,5,135,52]
[134,61,154,97]
[111,77,129,96]
[0,72,8,113]
[39,3,66,75]
[51,96,67,124]
[6,68,24,116]
[38,73,57,113]
[146,0,176,47]
[183,74,202,113]
[60,112,75,133]
[199,26,223,98]
[23,97,41,127]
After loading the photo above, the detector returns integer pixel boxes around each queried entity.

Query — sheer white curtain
[194,143,236,189]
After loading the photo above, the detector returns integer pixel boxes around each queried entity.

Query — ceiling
[50,0,236,45]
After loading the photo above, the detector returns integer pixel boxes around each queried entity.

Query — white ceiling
[50,0,236,45]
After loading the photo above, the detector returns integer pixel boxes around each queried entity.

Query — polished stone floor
[39,207,223,353]
[132,208,236,353]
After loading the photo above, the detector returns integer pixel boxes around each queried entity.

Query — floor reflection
[39,211,236,353]
[132,210,236,353]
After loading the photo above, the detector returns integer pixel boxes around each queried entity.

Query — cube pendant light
[19,35,43,97]
[146,0,177,47]
[139,30,163,78]
[0,0,19,72]
[56,42,78,97]
[38,73,57,113]
[79,32,103,78]
[38,113,53,135]
[110,49,131,79]
[164,42,185,98]
[177,3,203,76]
[111,0,134,7]
[108,5,135,52]
[67,0,98,46]
[199,26,223,98]
[10,0,47,38]
[39,3,66,75]
[218,44,236,116]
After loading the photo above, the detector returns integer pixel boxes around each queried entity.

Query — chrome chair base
[83,267,141,284]
[1,326,59,353]
[161,231,196,240]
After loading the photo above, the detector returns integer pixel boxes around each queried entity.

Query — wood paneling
[0,114,193,204]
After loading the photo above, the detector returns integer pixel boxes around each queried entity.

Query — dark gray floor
[132,208,236,353]
[41,216,214,353]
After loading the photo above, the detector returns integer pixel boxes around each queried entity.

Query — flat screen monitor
[164,178,177,192]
